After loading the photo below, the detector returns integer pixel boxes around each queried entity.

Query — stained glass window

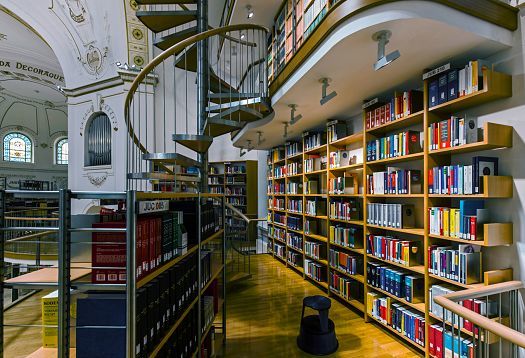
[3,132,32,163]
[56,138,68,165]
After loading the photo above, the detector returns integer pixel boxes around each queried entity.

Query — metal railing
[433,280,525,357]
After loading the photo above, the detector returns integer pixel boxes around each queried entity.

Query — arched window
[3,132,32,163]
[56,138,68,165]
[85,112,111,166]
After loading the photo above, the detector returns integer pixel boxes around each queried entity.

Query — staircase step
[136,10,197,33]
[206,97,270,113]
[127,172,201,182]
[154,26,197,51]
[136,0,196,4]
[142,152,201,167]
[172,134,213,153]
[208,105,264,123]
[203,118,243,137]
[208,93,262,104]
[174,45,238,94]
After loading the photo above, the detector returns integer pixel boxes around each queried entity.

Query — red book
[380,105,386,125]
[156,217,162,267]
[434,325,443,357]
[374,108,380,127]
[429,324,435,356]
[470,216,477,240]
[149,217,156,271]
[463,299,473,332]
[386,102,391,122]
[140,219,149,275]
[92,221,126,284]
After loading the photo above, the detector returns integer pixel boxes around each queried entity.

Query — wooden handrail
[124,24,269,175]
[225,202,265,223]
[6,231,56,243]
[4,217,58,222]
[434,281,525,348]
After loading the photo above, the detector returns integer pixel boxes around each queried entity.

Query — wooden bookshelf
[266,66,515,356]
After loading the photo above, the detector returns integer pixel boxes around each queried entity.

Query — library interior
[1,0,525,357]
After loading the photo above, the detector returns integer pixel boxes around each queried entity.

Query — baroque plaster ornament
[0,33,6,41]
[65,0,87,23]
[88,173,108,187]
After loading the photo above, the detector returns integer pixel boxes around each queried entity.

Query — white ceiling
[230,0,282,28]
[232,3,514,150]
[0,7,66,106]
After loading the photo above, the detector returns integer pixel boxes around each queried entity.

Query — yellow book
[366,292,378,316]
[329,225,335,242]
[444,209,450,237]
[386,297,391,324]
[450,209,456,238]
[472,60,479,92]
[42,291,77,348]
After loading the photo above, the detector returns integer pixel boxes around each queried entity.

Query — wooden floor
[222,254,422,357]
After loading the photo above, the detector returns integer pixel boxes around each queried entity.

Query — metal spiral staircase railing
[125,0,272,191]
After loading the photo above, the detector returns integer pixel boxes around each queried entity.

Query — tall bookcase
[267,64,514,356]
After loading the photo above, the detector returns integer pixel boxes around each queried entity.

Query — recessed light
[240,33,246,40]
[246,5,254,19]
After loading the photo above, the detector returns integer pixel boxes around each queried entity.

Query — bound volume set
[428,200,486,240]
[367,262,424,303]
[367,168,422,195]
[428,244,481,284]
[365,90,423,129]
[366,203,415,229]
[428,116,478,150]
[366,131,422,162]
[366,234,422,268]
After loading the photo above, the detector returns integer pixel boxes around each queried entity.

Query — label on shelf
[423,63,451,80]
[362,98,379,109]
[138,200,169,214]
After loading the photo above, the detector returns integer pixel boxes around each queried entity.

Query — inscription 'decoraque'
[0,60,64,82]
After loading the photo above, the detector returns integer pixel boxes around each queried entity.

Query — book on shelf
[287,216,302,231]
[366,203,416,229]
[303,131,324,150]
[329,248,362,275]
[305,241,323,259]
[330,271,363,300]
[367,293,425,347]
[271,147,285,162]
[274,243,285,258]
[286,181,302,195]
[287,232,303,249]
[428,244,482,284]
[329,198,361,221]
[273,182,285,194]
[304,219,318,235]
[429,200,488,240]
[304,154,327,172]
[273,213,287,226]
[428,116,478,150]
[286,141,302,157]
[364,90,423,129]
[427,59,489,108]
[287,198,303,213]
[329,149,358,168]
[306,198,326,216]
[428,157,498,195]
[329,225,360,248]
[327,119,347,142]
[273,164,286,178]
[366,131,422,162]
[329,173,358,195]
[305,258,326,282]
[288,251,303,266]
[366,234,422,268]
[367,262,424,303]
[286,161,302,175]
[269,197,285,210]
[270,226,286,241]
[304,180,318,194]
[42,290,77,348]
[429,325,475,358]
[367,168,422,195]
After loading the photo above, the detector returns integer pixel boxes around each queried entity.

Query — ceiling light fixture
[257,131,266,146]
[240,146,247,157]
[246,5,254,19]
[240,33,246,40]
[372,30,400,71]
[319,78,337,105]
[288,104,303,125]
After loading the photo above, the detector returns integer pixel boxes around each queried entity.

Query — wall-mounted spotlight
[372,30,400,71]
[283,122,289,139]
[246,140,253,152]
[240,33,246,40]
[240,146,247,157]
[246,5,254,19]
[257,131,266,146]
[288,104,303,125]
[319,78,337,106]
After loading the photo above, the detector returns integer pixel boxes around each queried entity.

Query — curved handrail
[434,280,525,348]
[124,24,269,175]
[225,202,266,223]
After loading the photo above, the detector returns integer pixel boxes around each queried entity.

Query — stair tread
[136,10,197,33]
[204,118,244,137]
[137,0,196,4]
[142,152,201,166]
[172,134,213,153]
[154,26,198,51]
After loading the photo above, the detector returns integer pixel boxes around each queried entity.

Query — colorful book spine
[366,131,422,162]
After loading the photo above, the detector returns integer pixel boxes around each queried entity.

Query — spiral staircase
[125,0,273,191]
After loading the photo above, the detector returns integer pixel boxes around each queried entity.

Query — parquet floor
[222,254,422,357]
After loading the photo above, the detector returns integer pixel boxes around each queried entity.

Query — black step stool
[297,295,338,355]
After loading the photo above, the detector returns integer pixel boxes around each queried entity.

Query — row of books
[366,203,416,229]
[305,199,325,216]
[328,173,358,195]
[305,241,323,259]
[287,232,303,251]
[366,234,422,268]
[226,197,245,206]
[269,226,285,241]
[209,187,223,194]
[329,200,360,221]
[428,244,481,284]
[305,258,326,283]
[274,243,285,258]
[225,165,246,174]
[330,272,363,301]
[367,293,425,347]
[274,165,286,178]
[208,177,222,185]
[366,131,422,162]
[225,177,245,185]
[305,180,326,194]
[268,198,285,211]
[329,249,362,275]
[365,90,423,130]
[225,187,245,196]
[270,182,285,194]
[303,132,324,151]
[428,200,485,240]
[273,213,286,226]
[304,155,327,173]
[429,284,495,334]
[367,262,424,303]
[288,216,302,231]
[329,225,361,249]
[271,148,285,163]
[329,150,357,169]
[287,182,302,195]
[428,325,475,358]
[428,60,486,108]
[287,162,301,175]
[286,142,302,157]
[288,251,302,266]
[287,199,303,213]
[326,120,347,143]
[428,156,498,195]
[428,116,478,150]
[366,169,422,195]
